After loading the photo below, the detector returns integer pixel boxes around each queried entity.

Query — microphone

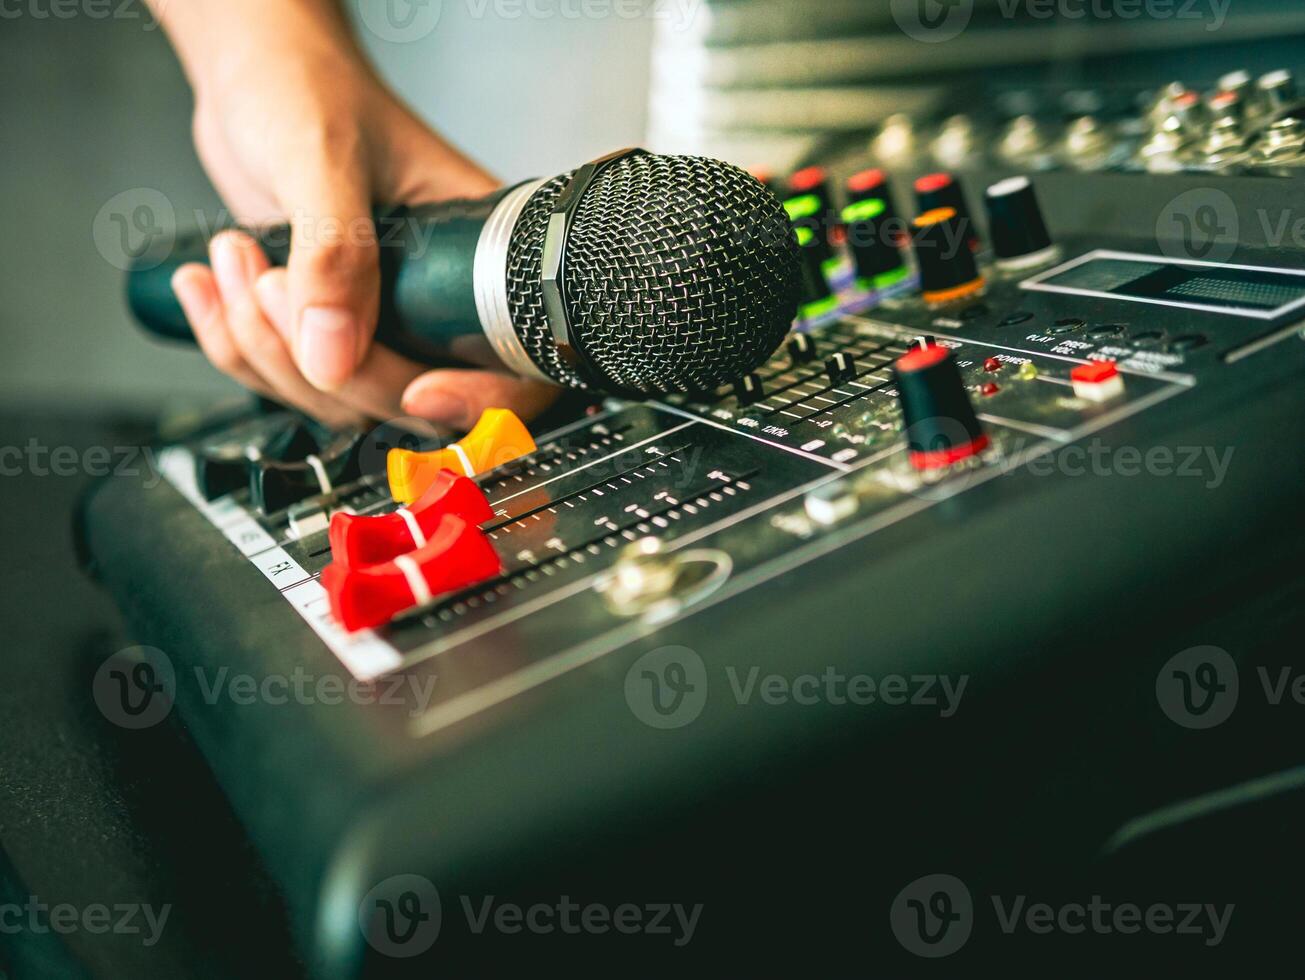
[126,148,802,395]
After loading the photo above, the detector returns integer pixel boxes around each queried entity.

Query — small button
[983,357,1002,372]
[999,311,1034,326]
[1089,323,1126,339]
[1070,360,1125,402]
[1051,317,1085,334]
[1131,330,1165,346]
[1167,333,1208,352]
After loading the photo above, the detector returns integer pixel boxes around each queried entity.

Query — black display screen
[1022,251,1305,320]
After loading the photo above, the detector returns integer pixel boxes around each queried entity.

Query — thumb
[281,158,379,391]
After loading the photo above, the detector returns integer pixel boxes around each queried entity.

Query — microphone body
[127,151,802,395]
[127,183,534,377]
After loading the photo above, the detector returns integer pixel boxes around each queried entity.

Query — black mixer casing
[80,171,1305,973]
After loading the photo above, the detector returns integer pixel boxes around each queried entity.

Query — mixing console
[81,118,1305,973]
[151,297,1191,727]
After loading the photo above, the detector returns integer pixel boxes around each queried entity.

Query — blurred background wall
[0,1,654,415]
[5,0,1303,416]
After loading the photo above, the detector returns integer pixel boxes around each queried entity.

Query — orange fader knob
[387,408,536,505]
[329,471,494,568]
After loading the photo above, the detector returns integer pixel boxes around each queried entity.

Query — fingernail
[297,306,358,391]
[402,381,468,427]
[210,234,252,299]
[171,268,213,321]
[254,272,290,339]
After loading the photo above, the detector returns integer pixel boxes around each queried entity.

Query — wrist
[164,0,372,99]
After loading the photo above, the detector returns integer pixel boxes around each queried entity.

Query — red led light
[983,357,1002,373]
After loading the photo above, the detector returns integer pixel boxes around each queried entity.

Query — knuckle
[295,236,377,281]
[206,342,244,377]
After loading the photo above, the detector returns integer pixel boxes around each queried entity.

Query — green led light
[800,295,840,321]
[841,197,887,224]
[794,226,815,246]
[784,194,822,221]
[872,265,911,289]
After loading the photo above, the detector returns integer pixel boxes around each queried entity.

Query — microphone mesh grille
[505,154,800,393]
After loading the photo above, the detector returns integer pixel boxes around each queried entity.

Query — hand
[160,3,558,430]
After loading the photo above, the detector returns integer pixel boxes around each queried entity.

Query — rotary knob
[983,176,1059,272]
[893,344,989,471]
[911,208,985,307]
[914,173,979,251]
[795,225,837,321]
[842,197,909,292]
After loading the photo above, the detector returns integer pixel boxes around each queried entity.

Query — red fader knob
[321,515,502,632]
[328,471,494,568]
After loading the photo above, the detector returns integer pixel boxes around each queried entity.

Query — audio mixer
[80,81,1305,973]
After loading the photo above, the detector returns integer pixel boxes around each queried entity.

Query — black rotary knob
[841,195,909,291]
[846,168,905,242]
[784,165,836,257]
[892,344,989,471]
[795,225,835,318]
[984,176,1058,272]
[911,208,985,306]
[914,172,979,251]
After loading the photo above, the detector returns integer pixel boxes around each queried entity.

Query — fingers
[257,267,425,422]
[208,232,364,430]
[279,153,379,392]
[401,370,560,430]
[175,239,559,436]
[171,263,272,398]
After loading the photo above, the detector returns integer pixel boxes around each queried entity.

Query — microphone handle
[126,186,517,369]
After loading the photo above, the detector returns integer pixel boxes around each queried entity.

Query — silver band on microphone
[473,178,552,384]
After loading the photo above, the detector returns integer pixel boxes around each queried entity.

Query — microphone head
[505,153,801,394]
